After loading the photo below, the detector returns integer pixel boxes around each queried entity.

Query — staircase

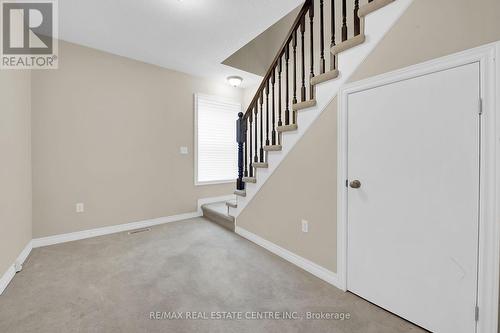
[202,0,413,229]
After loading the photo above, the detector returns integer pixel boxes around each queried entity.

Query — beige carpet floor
[0,217,426,333]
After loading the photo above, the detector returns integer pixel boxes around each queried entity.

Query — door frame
[337,42,500,333]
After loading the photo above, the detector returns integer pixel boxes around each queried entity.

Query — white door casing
[337,42,499,333]
[348,62,479,332]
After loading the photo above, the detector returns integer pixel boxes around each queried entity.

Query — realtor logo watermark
[1,0,58,69]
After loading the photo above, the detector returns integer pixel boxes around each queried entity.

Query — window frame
[194,93,240,186]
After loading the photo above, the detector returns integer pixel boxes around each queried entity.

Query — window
[195,94,240,185]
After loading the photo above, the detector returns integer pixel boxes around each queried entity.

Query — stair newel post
[236,112,246,191]
[309,1,315,99]
[300,15,306,102]
[271,69,277,145]
[319,0,325,74]
[259,92,264,162]
[254,105,258,163]
[265,81,270,146]
[330,0,337,70]
[244,116,248,178]
[292,29,298,124]
[248,108,253,177]
[284,43,290,126]
[341,0,347,41]
[354,0,360,36]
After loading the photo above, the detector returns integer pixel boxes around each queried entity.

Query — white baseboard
[4,210,207,295]
[0,240,32,295]
[0,267,15,296]
[197,194,236,214]
[33,195,239,248]
[235,226,342,289]
[15,240,32,271]
[32,211,201,248]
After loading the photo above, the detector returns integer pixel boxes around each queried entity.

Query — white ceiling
[59,0,303,87]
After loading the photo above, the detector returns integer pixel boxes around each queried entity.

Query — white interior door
[347,62,481,333]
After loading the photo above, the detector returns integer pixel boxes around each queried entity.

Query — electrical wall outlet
[180,146,189,155]
[301,219,309,233]
[76,203,84,213]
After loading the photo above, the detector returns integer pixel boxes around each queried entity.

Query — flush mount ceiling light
[227,76,243,87]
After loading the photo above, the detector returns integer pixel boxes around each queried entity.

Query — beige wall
[0,70,32,276]
[223,0,359,78]
[31,41,243,238]
[237,0,500,273]
[230,0,359,113]
[222,5,301,76]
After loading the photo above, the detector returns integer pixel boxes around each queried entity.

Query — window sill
[195,179,236,186]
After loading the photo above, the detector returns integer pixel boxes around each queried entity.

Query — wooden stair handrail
[243,0,312,121]
[236,0,384,192]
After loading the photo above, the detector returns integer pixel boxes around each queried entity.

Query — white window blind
[196,94,239,184]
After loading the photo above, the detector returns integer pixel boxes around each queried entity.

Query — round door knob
[350,180,361,189]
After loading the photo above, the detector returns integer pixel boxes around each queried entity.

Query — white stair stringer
[231,0,414,218]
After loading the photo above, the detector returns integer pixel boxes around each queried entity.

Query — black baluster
[319,0,325,74]
[354,0,360,36]
[249,111,253,177]
[342,0,347,42]
[331,0,336,70]
[236,112,245,190]
[254,105,258,163]
[309,2,315,98]
[285,43,290,125]
[271,69,277,145]
[300,16,306,102]
[292,29,298,123]
[265,82,270,146]
[259,93,264,162]
[278,57,282,127]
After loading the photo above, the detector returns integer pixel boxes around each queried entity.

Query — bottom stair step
[201,202,235,231]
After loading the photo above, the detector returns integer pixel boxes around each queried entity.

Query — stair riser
[202,208,235,232]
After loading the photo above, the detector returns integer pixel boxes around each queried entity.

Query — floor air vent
[128,228,151,235]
